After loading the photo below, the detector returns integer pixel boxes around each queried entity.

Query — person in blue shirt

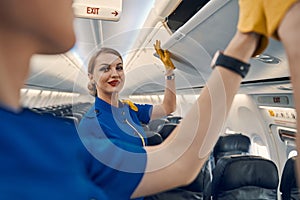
[78,41,176,149]
[78,44,176,200]
[0,0,146,199]
[0,0,255,199]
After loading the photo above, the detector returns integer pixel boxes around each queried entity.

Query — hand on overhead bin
[154,40,176,71]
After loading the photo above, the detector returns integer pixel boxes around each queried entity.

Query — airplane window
[278,128,297,158]
[251,134,270,159]
[279,128,296,141]
[288,150,297,158]
[285,140,297,158]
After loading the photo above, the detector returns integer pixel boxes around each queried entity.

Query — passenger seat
[280,156,300,200]
[211,155,279,200]
[213,133,251,164]
[144,159,212,200]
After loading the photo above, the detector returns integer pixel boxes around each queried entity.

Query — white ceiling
[27,0,291,97]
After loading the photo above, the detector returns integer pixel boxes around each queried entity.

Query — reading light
[254,54,281,64]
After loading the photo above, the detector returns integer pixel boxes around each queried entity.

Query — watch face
[166,74,175,80]
[210,50,221,68]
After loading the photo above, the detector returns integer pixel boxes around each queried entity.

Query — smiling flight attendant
[78,43,177,200]
[78,41,177,148]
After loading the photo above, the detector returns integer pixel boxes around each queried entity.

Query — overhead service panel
[73,0,122,21]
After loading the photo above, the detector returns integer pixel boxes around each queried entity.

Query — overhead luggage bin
[162,0,289,84]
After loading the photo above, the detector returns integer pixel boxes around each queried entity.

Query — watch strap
[211,51,250,78]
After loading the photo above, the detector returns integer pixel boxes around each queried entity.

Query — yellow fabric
[237,0,298,56]
[121,99,138,111]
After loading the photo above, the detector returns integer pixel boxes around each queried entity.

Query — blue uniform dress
[78,97,153,199]
[0,105,147,200]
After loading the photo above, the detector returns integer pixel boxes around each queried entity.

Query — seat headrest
[212,155,279,194]
[158,123,177,139]
[213,134,251,162]
[148,118,168,132]
[166,116,182,124]
[145,131,163,146]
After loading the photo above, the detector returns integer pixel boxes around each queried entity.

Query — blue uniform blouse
[0,104,147,200]
[78,97,153,199]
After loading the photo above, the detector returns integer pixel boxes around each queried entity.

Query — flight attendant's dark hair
[87,48,123,96]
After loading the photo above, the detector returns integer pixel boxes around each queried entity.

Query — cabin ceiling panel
[28,54,88,93]
[73,18,99,62]
[73,0,155,63]
[124,23,172,71]
[121,62,206,96]
[240,81,292,95]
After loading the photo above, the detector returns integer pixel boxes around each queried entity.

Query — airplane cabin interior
[21,0,299,199]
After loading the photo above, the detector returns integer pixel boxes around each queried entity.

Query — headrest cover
[212,155,279,194]
[213,134,251,161]
[158,123,177,139]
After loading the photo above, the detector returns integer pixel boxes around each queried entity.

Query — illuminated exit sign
[73,0,122,21]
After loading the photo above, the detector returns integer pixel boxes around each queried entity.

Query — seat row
[144,125,300,200]
[30,102,92,124]
[143,116,182,146]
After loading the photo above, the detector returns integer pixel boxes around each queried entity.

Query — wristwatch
[211,51,250,78]
[165,73,175,80]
